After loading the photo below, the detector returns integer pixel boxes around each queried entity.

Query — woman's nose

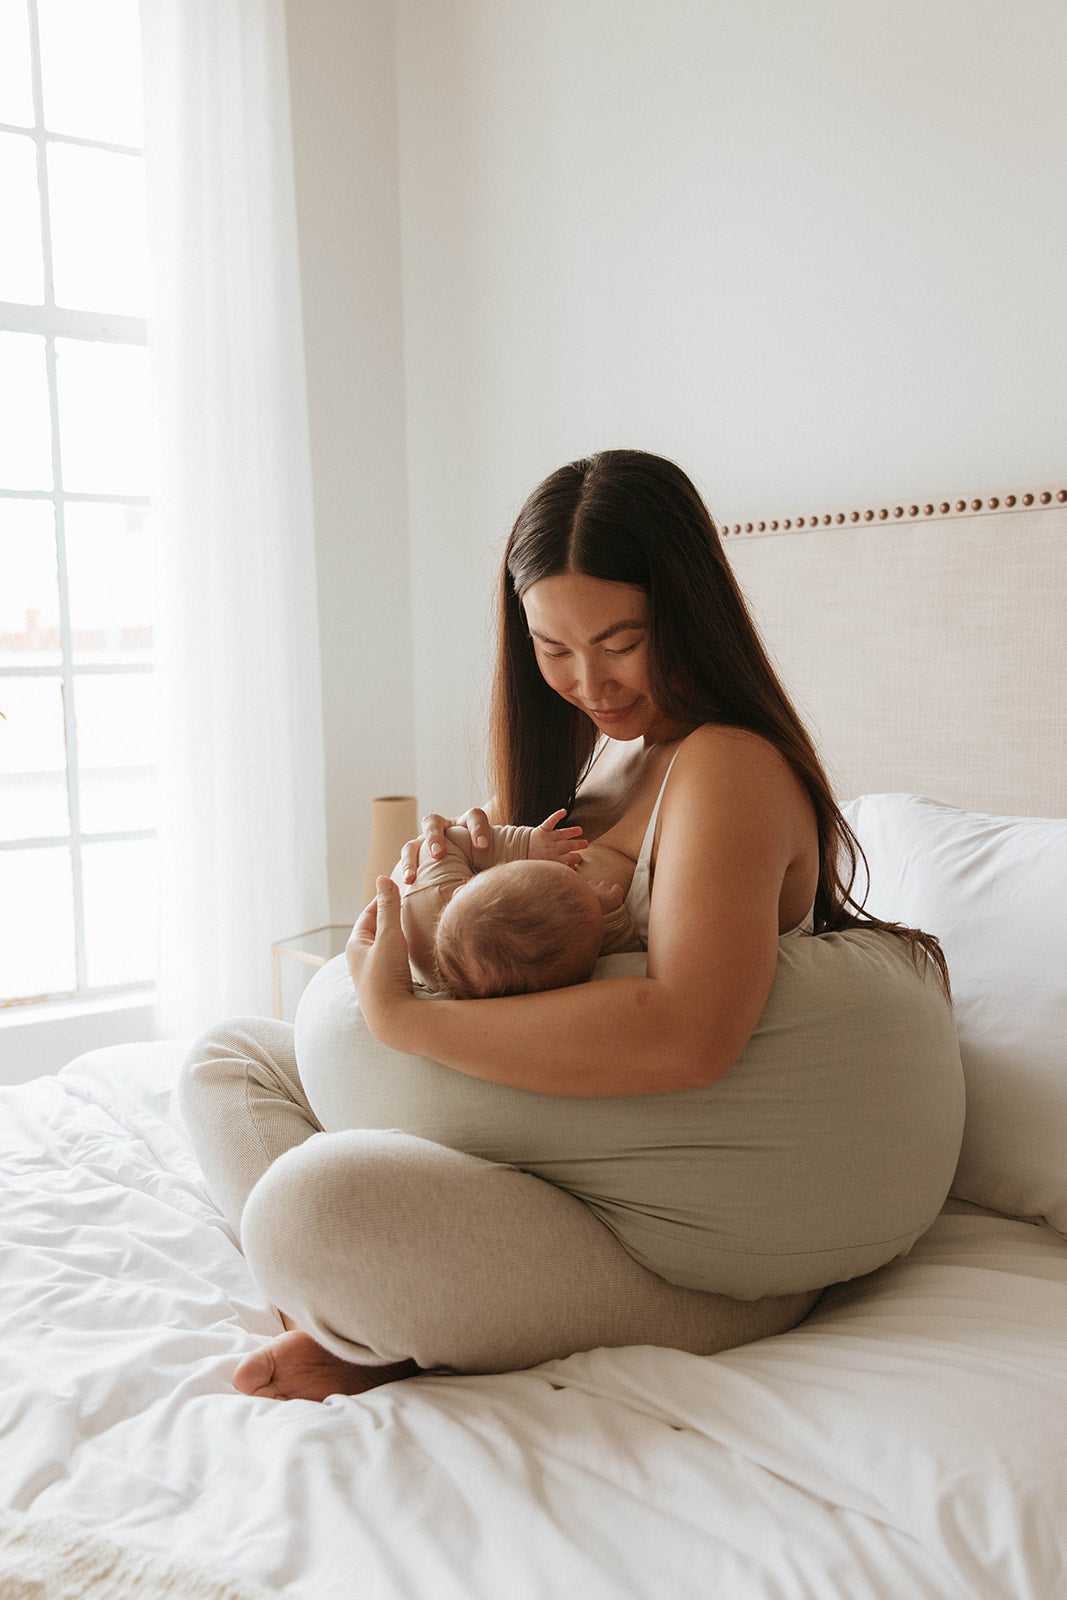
[575,658,614,702]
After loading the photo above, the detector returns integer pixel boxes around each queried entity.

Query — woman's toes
[232,1345,277,1396]
[232,1330,422,1402]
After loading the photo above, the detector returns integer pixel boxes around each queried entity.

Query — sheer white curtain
[141,0,329,1035]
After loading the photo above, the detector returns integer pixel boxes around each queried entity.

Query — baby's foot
[232,1329,419,1401]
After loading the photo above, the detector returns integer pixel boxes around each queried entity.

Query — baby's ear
[591,880,625,912]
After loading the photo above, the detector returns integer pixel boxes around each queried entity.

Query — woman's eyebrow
[529,619,647,646]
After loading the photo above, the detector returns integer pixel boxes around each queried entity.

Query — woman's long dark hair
[488,449,949,989]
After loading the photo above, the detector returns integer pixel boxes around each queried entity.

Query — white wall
[285,0,415,923]
[394,0,1067,811]
[20,1,1053,1074]
[0,997,158,1086]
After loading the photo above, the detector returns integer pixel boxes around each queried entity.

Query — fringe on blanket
[0,1511,272,1600]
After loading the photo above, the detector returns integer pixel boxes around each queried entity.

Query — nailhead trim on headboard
[722,487,1067,537]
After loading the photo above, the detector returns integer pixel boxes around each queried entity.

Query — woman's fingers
[349,894,379,949]
[399,834,426,884]
[346,878,412,998]
[400,809,491,883]
[420,812,453,862]
[368,877,414,993]
[345,893,380,978]
[398,815,452,883]
[457,808,490,850]
[375,874,399,913]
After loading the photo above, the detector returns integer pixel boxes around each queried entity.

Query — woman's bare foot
[233,1329,420,1401]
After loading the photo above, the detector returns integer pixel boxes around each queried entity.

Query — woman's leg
[238,1129,819,1393]
[179,1018,423,1393]
[177,1017,323,1235]
[179,1015,816,1399]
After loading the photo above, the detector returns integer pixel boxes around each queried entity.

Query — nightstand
[271,925,351,1021]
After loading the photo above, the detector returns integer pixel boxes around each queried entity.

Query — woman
[179,450,964,1402]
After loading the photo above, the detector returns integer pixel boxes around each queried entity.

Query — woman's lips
[587,701,638,723]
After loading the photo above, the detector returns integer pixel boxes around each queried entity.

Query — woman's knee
[179,1015,265,1098]
[178,1014,303,1122]
[182,1015,291,1072]
[238,1130,459,1295]
[238,1130,497,1362]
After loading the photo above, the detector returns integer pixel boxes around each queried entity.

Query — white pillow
[842,793,1067,1235]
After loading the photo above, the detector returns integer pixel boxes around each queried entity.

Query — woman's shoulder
[654,726,819,926]
[662,723,814,831]
[670,723,799,782]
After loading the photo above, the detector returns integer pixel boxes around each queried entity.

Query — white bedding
[4,1041,1067,1600]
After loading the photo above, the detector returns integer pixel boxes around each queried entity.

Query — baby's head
[434,859,604,999]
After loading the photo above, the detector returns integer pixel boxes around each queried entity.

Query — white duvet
[3,1042,1066,1600]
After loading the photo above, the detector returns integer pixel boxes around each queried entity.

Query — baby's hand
[590,879,625,913]
[529,808,589,870]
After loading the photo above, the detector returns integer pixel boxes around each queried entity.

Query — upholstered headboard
[723,487,1067,819]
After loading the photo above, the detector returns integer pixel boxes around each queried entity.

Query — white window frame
[0,9,155,1078]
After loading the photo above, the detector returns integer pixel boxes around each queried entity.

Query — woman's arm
[352,727,815,1097]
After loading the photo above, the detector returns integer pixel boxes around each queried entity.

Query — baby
[396,811,642,999]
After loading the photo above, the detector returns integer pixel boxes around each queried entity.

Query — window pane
[74,673,156,834]
[37,0,144,147]
[55,339,151,495]
[0,676,69,841]
[0,332,53,490]
[0,0,34,128]
[82,837,156,987]
[0,499,60,666]
[0,130,44,304]
[0,845,76,1001]
[67,502,153,664]
[49,143,149,316]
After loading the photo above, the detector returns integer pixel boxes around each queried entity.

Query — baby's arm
[395,828,496,986]
[396,822,538,985]
[396,811,588,985]
[600,902,643,954]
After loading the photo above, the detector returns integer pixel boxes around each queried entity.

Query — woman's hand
[398,809,493,884]
[527,809,589,870]
[346,878,416,1042]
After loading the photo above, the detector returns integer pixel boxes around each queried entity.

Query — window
[0,0,155,1015]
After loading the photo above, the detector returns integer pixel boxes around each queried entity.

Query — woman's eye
[606,642,640,656]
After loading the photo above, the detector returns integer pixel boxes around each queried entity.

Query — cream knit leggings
[178,1018,818,1375]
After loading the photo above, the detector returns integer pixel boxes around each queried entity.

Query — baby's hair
[435,861,604,999]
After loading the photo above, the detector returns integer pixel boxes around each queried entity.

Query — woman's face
[521,573,685,743]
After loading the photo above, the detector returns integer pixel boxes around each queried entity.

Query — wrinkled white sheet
[3,1042,1066,1600]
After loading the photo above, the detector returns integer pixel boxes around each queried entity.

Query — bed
[3,487,1066,1600]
